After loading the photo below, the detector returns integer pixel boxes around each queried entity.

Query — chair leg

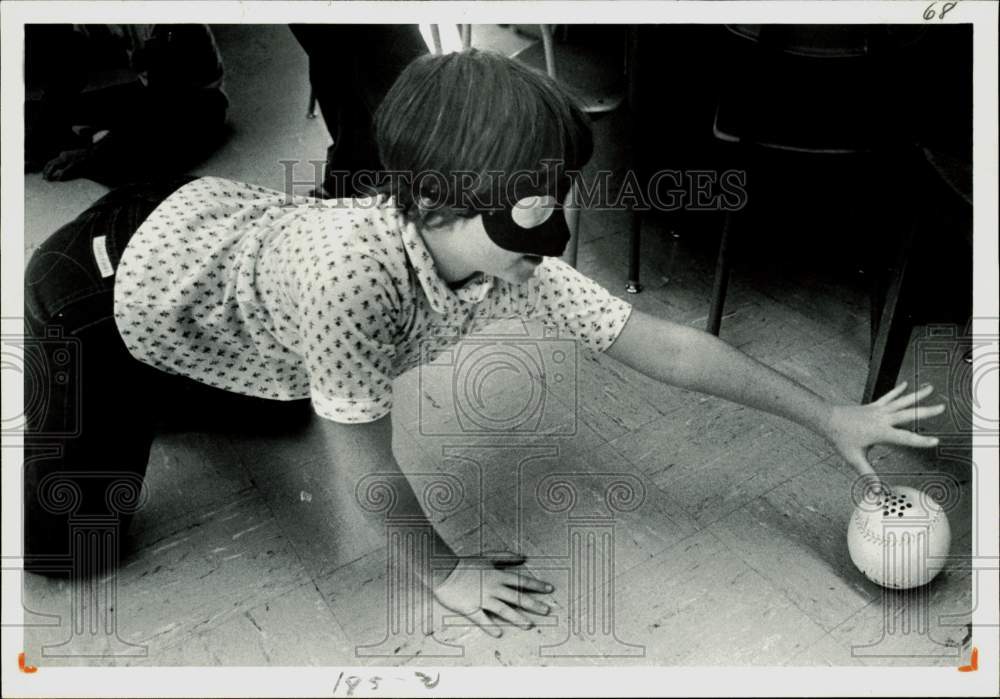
[539,25,557,79]
[560,182,581,269]
[429,24,443,55]
[624,24,641,295]
[868,270,885,349]
[706,211,735,336]
[307,89,317,119]
[625,205,641,294]
[863,223,916,403]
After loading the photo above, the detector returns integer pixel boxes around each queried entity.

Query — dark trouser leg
[22,184,186,577]
[22,314,156,577]
[290,24,427,197]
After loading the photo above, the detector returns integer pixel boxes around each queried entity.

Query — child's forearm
[319,415,459,586]
[607,309,836,438]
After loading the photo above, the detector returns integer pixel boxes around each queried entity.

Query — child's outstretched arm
[605,309,946,489]
[321,415,553,637]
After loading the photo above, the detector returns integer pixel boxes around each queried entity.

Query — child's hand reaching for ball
[432,551,553,637]
[825,382,945,493]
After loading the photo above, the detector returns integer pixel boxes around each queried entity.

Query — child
[23,49,942,636]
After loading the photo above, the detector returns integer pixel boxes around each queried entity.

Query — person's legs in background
[290,24,427,198]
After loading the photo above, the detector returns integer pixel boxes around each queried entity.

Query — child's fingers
[500,571,552,593]
[484,601,533,631]
[844,448,877,480]
[848,456,886,497]
[493,587,550,616]
[888,403,946,425]
[874,381,909,406]
[469,609,502,638]
[887,383,935,410]
[482,550,527,569]
[889,428,940,448]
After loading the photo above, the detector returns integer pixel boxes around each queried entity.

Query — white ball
[847,485,951,589]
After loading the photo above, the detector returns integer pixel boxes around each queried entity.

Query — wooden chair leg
[863,223,916,403]
[706,211,735,336]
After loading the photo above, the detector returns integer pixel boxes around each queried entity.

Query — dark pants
[289,24,427,197]
[23,179,309,577]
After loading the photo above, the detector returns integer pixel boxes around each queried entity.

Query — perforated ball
[847,485,951,589]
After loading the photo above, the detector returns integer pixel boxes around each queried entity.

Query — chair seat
[714,31,915,153]
[512,40,625,115]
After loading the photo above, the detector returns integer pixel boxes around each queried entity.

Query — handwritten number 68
[924,1,959,20]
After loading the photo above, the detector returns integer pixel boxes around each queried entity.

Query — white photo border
[2,2,997,697]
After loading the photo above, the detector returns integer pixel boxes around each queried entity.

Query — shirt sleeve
[483,257,633,353]
[298,252,399,424]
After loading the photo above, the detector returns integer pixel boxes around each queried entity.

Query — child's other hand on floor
[825,382,945,494]
[433,551,554,638]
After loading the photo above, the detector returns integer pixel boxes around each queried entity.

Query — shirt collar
[397,212,494,313]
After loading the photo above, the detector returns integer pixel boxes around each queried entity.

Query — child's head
[374,49,593,233]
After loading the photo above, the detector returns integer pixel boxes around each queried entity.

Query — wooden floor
[21,25,975,668]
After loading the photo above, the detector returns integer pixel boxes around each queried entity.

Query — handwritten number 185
[924,1,959,20]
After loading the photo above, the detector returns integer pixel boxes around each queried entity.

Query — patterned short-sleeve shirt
[114,177,633,423]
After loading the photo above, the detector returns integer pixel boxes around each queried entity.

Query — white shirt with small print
[114,177,633,424]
